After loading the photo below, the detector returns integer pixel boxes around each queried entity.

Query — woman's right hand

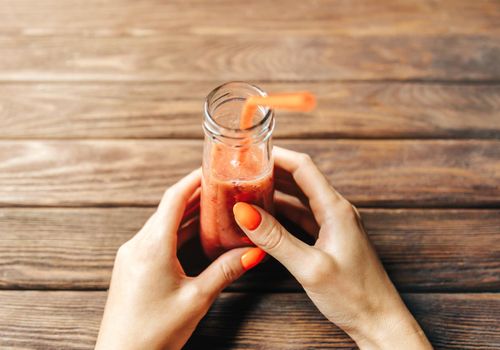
[232,147,433,350]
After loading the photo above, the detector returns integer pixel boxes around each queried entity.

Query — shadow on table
[178,217,312,348]
[183,292,265,350]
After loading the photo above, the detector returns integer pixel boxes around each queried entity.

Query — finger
[139,197,199,245]
[352,204,361,220]
[195,247,256,298]
[181,203,199,226]
[180,186,200,225]
[177,217,199,249]
[275,191,319,238]
[275,175,309,208]
[136,210,158,239]
[185,187,201,211]
[233,202,316,282]
[156,168,202,243]
[273,146,342,224]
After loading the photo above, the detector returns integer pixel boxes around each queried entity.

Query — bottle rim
[203,81,274,142]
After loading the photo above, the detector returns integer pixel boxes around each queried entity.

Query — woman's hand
[233,147,433,350]
[96,169,263,350]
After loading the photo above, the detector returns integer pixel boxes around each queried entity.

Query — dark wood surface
[2,35,499,82]
[0,140,498,207]
[1,208,498,292]
[0,292,499,350]
[0,0,499,349]
[2,0,498,36]
[1,82,499,139]
[0,0,499,82]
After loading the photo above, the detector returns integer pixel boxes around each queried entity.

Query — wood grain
[0,208,148,289]
[0,208,498,291]
[1,0,498,37]
[408,293,500,350]
[0,291,498,349]
[0,34,499,82]
[1,82,499,139]
[0,140,497,207]
[0,0,498,348]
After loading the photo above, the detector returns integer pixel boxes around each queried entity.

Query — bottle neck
[203,82,274,147]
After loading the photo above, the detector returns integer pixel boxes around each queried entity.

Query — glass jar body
[200,82,274,259]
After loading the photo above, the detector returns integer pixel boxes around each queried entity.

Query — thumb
[233,202,315,282]
[195,246,265,298]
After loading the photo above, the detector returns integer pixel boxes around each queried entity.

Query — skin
[95,168,252,350]
[96,147,432,350]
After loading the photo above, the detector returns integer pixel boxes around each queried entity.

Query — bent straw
[239,92,316,130]
[238,92,316,162]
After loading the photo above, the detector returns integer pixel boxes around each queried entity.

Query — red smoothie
[200,143,274,259]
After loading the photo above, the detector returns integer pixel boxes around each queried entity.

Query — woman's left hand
[95,168,261,350]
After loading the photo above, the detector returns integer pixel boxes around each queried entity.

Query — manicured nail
[233,202,262,230]
[241,247,266,270]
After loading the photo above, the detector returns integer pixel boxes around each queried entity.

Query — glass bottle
[200,82,275,259]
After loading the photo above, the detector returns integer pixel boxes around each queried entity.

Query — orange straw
[240,92,316,130]
[238,92,316,162]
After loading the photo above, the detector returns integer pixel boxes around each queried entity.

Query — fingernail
[241,247,266,270]
[233,202,262,230]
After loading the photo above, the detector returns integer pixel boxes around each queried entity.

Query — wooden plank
[0,140,497,207]
[1,82,499,139]
[189,293,500,350]
[1,34,498,82]
[1,0,498,37]
[0,291,102,350]
[0,291,498,349]
[0,208,146,289]
[0,208,498,291]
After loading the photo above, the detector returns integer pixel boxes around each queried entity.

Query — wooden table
[0,1,499,349]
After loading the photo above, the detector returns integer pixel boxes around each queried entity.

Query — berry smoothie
[200,143,274,259]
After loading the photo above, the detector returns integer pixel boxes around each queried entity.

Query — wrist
[348,299,432,350]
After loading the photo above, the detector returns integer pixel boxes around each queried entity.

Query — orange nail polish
[241,247,266,270]
[233,202,262,230]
